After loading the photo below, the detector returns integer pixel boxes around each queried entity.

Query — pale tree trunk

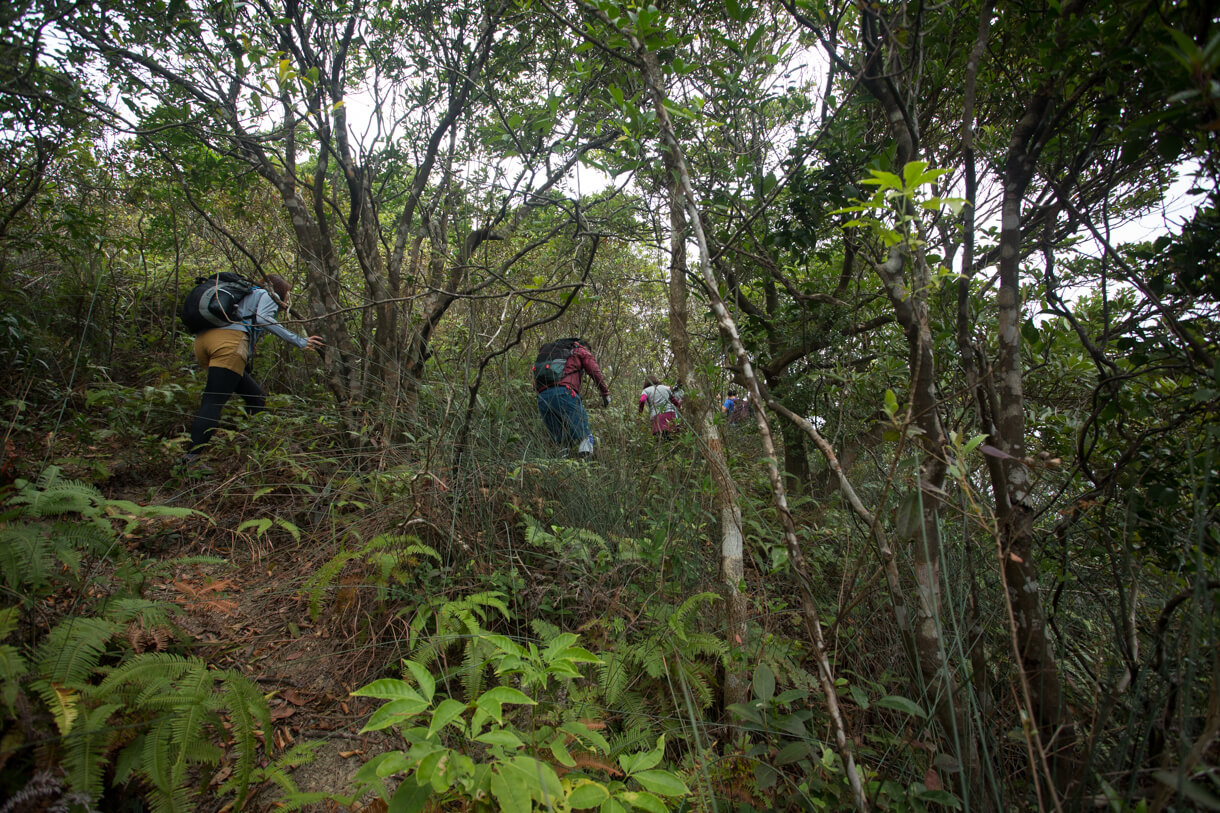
[660,150,750,711]
[876,246,982,799]
[624,36,868,811]
[995,99,1078,797]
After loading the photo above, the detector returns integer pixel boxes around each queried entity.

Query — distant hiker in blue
[532,338,610,460]
[722,388,751,426]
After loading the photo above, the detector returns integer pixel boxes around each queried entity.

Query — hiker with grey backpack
[179,272,323,469]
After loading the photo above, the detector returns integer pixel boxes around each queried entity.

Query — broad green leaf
[776,740,812,766]
[726,702,763,725]
[752,663,775,703]
[555,646,602,664]
[475,729,525,749]
[426,698,468,738]
[567,779,610,808]
[507,755,563,799]
[618,790,668,812]
[352,680,425,703]
[475,686,535,724]
[875,694,928,719]
[375,751,411,777]
[417,748,449,792]
[359,697,430,732]
[884,389,899,417]
[631,770,689,796]
[549,734,575,767]
[402,660,436,703]
[562,720,611,752]
[600,798,628,813]
[491,769,532,813]
[388,776,432,813]
[912,788,964,808]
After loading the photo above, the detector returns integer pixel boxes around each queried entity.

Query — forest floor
[110,460,406,812]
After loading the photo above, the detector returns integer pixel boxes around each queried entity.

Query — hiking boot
[577,450,594,462]
[175,453,213,479]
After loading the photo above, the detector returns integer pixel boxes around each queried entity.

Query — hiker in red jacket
[532,338,610,460]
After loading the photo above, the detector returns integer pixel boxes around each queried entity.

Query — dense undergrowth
[1,293,1218,813]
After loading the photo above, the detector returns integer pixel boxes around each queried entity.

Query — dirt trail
[126,473,401,811]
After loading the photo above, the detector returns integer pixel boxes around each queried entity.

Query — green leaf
[549,734,575,767]
[875,694,928,719]
[884,389,899,417]
[388,776,432,813]
[726,702,763,725]
[562,720,611,753]
[912,788,963,808]
[352,679,426,703]
[402,660,436,703]
[619,790,669,812]
[359,697,431,732]
[236,518,272,537]
[1153,771,1220,810]
[725,0,750,24]
[427,698,468,738]
[776,740,812,766]
[475,686,535,724]
[600,798,628,813]
[491,768,532,813]
[752,663,775,703]
[568,780,610,808]
[555,646,602,664]
[631,770,689,797]
[475,729,525,749]
[963,434,986,456]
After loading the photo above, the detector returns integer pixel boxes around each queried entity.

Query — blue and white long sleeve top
[218,288,310,349]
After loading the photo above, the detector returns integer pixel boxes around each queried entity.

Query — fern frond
[217,668,271,806]
[38,616,119,686]
[61,701,119,801]
[460,639,487,700]
[0,642,28,713]
[94,651,196,701]
[168,663,220,772]
[683,632,729,660]
[303,548,360,622]
[50,519,113,558]
[667,592,721,640]
[143,716,184,810]
[0,525,54,592]
[598,652,630,707]
[531,619,562,641]
[102,597,180,628]
[32,678,79,735]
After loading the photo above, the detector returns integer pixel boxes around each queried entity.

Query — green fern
[304,533,440,621]
[229,740,336,811]
[37,616,120,687]
[90,652,268,812]
[61,701,120,800]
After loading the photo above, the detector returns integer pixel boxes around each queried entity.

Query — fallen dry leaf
[282,689,308,705]
[339,750,365,758]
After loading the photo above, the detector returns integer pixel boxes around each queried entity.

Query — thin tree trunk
[631,39,868,813]
[660,149,750,711]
